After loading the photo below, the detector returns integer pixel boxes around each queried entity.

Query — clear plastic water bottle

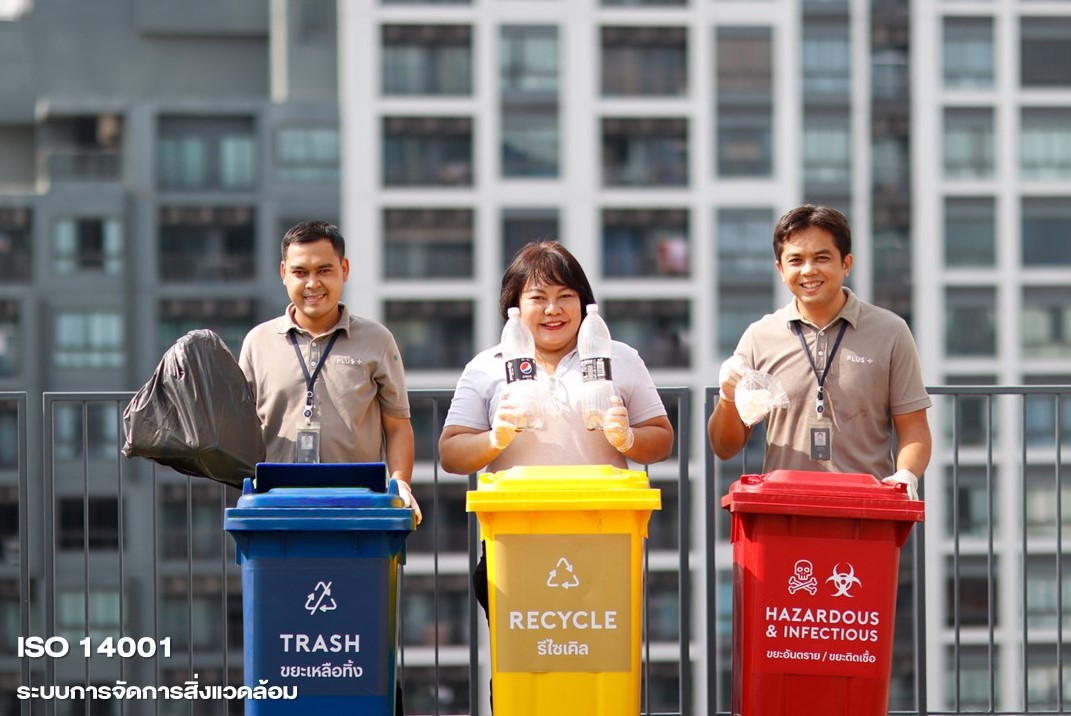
[577,303,616,430]
[500,306,544,430]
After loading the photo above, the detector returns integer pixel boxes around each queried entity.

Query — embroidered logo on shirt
[335,356,361,366]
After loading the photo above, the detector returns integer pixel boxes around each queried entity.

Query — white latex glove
[489,395,524,451]
[396,479,423,525]
[881,468,919,500]
[718,354,749,403]
[602,396,636,453]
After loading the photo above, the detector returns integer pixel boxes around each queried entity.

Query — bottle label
[581,357,612,382]
[505,357,538,383]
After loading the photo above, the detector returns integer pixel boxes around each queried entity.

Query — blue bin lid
[224,464,415,532]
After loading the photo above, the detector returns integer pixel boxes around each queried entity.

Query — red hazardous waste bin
[721,470,924,716]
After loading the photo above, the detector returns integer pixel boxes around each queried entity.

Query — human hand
[719,355,749,403]
[881,468,919,500]
[489,395,524,451]
[396,479,423,525]
[602,396,635,453]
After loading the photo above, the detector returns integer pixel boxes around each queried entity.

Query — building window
[158,298,255,357]
[0,207,32,284]
[1021,17,1071,88]
[502,208,559,270]
[384,300,473,370]
[1022,381,1071,450]
[58,498,120,552]
[1023,197,1071,266]
[802,22,851,99]
[716,26,773,177]
[601,26,687,97]
[159,483,228,561]
[717,208,775,356]
[602,118,688,187]
[602,208,689,278]
[803,112,851,188]
[602,0,685,5]
[943,466,996,539]
[382,24,472,96]
[0,405,16,469]
[274,126,340,183]
[1021,108,1071,181]
[943,17,994,89]
[944,557,998,628]
[51,402,120,461]
[945,287,996,357]
[944,197,995,267]
[52,217,123,275]
[941,375,999,450]
[1025,556,1071,631]
[943,107,994,179]
[501,25,560,178]
[158,205,255,282]
[383,116,473,187]
[872,136,909,195]
[161,583,226,651]
[53,311,124,369]
[401,574,470,647]
[0,300,17,377]
[944,648,1000,710]
[1022,288,1071,359]
[56,589,121,644]
[157,115,257,191]
[603,299,690,368]
[383,208,473,279]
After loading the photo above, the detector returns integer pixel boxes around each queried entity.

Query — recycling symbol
[305,581,338,615]
[546,557,581,589]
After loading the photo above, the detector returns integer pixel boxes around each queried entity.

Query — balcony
[1,385,1070,714]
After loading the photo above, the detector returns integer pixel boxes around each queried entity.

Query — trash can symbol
[466,464,661,715]
[721,469,924,716]
[224,462,416,714]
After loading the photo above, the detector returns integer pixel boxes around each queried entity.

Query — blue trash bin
[224,462,416,714]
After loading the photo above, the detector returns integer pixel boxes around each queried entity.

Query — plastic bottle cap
[508,307,520,318]
[587,304,598,315]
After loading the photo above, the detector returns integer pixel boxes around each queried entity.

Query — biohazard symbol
[305,581,338,614]
[788,559,818,595]
[825,562,862,597]
[546,557,581,590]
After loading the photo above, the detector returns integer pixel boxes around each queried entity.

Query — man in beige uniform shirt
[708,205,931,498]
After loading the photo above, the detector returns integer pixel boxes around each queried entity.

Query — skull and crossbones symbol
[787,559,818,595]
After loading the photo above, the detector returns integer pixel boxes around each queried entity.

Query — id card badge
[808,419,832,463]
[295,422,321,463]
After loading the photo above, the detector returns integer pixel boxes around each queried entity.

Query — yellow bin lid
[465,464,661,513]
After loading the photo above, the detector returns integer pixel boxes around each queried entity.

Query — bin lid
[224,469,415,532]
[465,464,661,513]
[254,462,388,492]
[721,469,924,522]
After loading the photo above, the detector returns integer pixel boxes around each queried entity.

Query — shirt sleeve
[888,321,931,415]
[613,342,668,425]
[375,330,411,418]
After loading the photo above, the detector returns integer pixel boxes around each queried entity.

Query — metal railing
[4,385,1071,714]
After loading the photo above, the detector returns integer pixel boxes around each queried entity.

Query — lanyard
[793,320,848,417]
[289,330,342,421]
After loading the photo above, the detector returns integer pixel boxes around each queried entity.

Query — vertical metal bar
[704,388,719,716]
[220,484,230,691]
[186,475,194,715]
[986,394,996,711]
[952,393,962,711]
[1056,392,1064,711]
[913,517,928,716]
[1021,393,1031,714]
[152,463,160,716]
[42,394,56,716]
[114,398,127,716]
[676,388,692,716]
[15,394,30,716]
[468,469,480,716]
[431,396,442,716]
[81,402,90,714]
[642,534,651,716]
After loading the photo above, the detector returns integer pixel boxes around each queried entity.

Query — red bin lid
[721,469,924,522]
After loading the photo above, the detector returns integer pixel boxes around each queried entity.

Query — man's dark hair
[281,221,346,260]
[499,241,596,321]
[772,205,852,261]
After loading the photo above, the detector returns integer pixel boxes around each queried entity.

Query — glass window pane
[601,26,687,97]
[0,207,34,284]
[944,197,996,267]
[383,117,473,187]
[383,208,474,279]
[274,126,340,183]
[716,27,773,178]
[1021,17,1071,87]
[945,287,996,357]
[1020,108,1071,181]
[158,206,256,282]
[1022,288,1071,359]
[382,24,472,96]
[603,299,690,368]
[944,107,995,179]
[944,17,994,89]
[157,115,257,192]
[602,208,689,278]
[602,118,688,187]
[1023,197,1071,266]
[502,208,559,270]
[802,22,851,98]
[384,300,473,370]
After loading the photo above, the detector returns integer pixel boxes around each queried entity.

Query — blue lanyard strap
[793,320,848,414]
[288,330,342,419]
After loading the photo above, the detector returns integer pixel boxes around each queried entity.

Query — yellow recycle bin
[466,464,662,716]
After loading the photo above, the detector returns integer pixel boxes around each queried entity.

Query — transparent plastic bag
[734,370,790,426]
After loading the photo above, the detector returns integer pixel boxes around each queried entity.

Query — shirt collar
[278,303,351,338]
[784,288,860,330]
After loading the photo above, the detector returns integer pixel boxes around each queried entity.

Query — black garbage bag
[122,329,264,487]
